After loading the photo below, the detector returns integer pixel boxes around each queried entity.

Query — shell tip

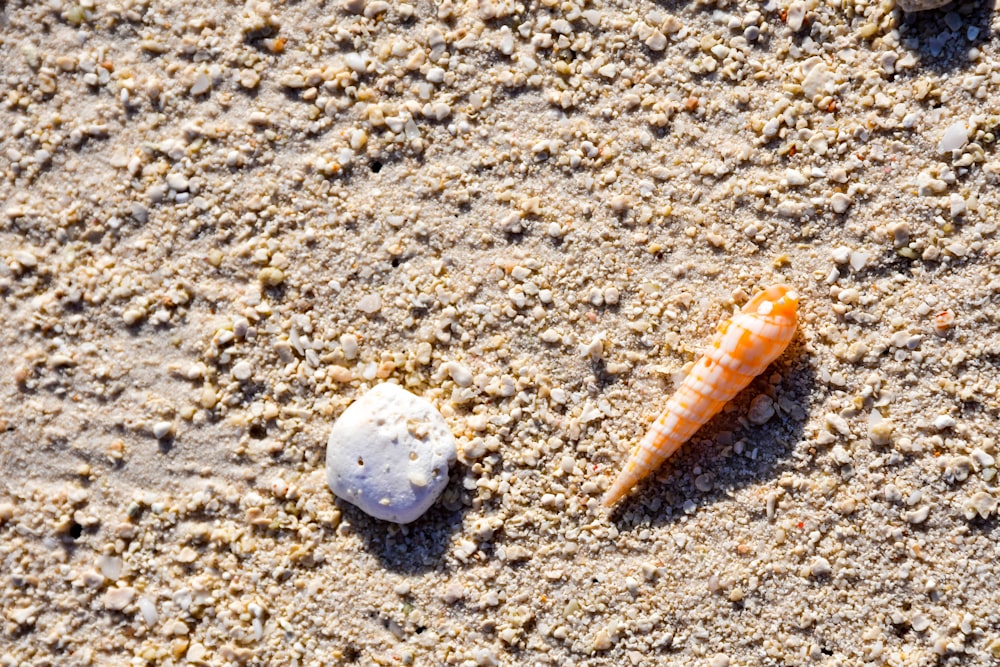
[601,479,629,507]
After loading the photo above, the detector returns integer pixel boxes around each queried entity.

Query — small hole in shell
[357,457,364,466]
[409,451,418,461]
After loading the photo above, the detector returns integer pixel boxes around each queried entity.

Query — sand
[2,0,1000,663]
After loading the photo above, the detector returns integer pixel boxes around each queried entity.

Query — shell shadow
[607,337,815,531]
[339,467,467,573]
[897,0,994,75]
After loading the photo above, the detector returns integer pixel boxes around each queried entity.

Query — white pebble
[849,251,870,271]
[937,121,968,154]
[344,52,368,73]
[932,414,955,430]
[326,383,456,523]
[785,2,805,31]
[831,193,852,214]
[965,492,997,520]
[190,73,211,96]
[358,293,382,314]
[801,62,832,99]
[363,0,389,15]
[12,250,37,268]
[540,328,561,344]
[137,596,158,626]
[824,413,850,436]
[810,557,831,578]
[446,361,473,387]
[97,554,123,580]
[838,288,860,304]
[340,333,359,360]
[645,31,667,51]
[784,169,807,186]
[166,172,189,192]
[970,448,995,469]
[232,361,252,381]
[949,193,967,217]
[580,332,606,361]
[831,246,851,264]
[474,647,498,666]
[152,421,173,439]
[102,586,136,611]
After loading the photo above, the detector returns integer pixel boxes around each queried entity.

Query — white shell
[325,383,456,523]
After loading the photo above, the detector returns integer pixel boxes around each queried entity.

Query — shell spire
[603,285,799,507]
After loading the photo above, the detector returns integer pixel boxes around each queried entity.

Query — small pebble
[13,250,37,268]
[937,121,968,154]
[838,288,860,305]
[443,581,464,603]
[97,554,123,580]
[137,597,158,626]
[810,557,832,578]
[824,413,850,436]
[785,169,807,186]
[849,251,870,271]
[426,66,446,83]
[326,383,456,523]
[340,333,360,359]
[122,307,145,326]
[190,73,211,96]
[232,361,252,381]
[446,361,473,387]
[831,246,851,264]
[932,415,955,430]
[785,2,805,30]
[358,293,382,314]
[964,492,997,520]
[970,448,995,469]
[186,643,207,662]
[694,474,713,492]
[868,414,894,446]
[102,586,136,611]
[747,395,775,425]
[152,421,173,439]
[258,267,285,286]
[166,172,189,192]
[949,193,967,218]
[646,31,667,51]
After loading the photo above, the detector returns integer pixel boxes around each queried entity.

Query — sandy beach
[2,0,1000,663]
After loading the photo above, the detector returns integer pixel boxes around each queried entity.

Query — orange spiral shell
[603,285,799,507]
